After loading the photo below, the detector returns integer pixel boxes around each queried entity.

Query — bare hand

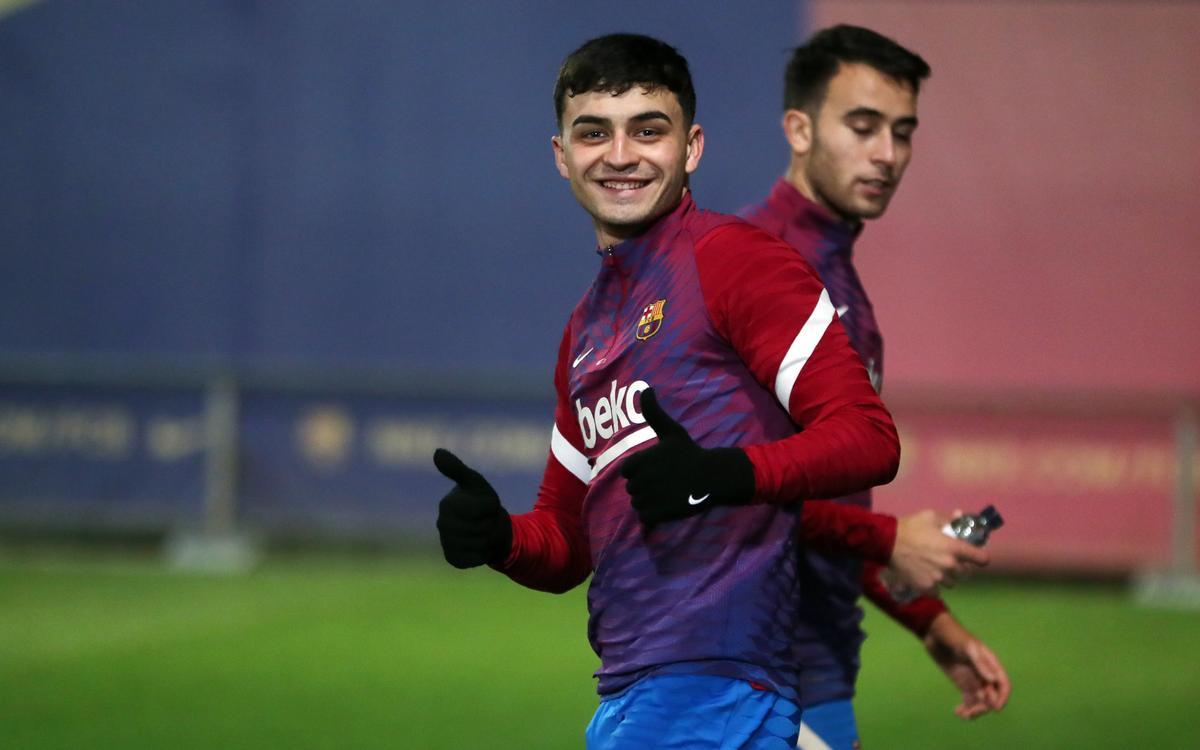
[888,509,990,593]
[924,612,1012,719]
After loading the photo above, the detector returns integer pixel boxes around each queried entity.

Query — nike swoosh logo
[572,347,594,368]
[687,493,710,506]
[835,305,850,317]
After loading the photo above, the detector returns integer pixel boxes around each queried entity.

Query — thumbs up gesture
[619,388,756,526]
[433,448,513,568]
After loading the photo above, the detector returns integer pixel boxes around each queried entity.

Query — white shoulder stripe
[774,287,835,411]
[551,424,591,485]
[590,425,657,481]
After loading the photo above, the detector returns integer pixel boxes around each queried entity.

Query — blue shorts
[795,699,859,750]
[585,674,802,750]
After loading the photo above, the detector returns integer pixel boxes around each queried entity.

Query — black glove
[433,448,513,569]
[619,388,756,526]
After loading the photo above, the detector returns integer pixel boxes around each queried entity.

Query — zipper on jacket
[598,245,627,365]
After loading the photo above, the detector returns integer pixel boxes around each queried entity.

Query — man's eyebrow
[569,110,674,128]
[570,114,611,128]
[843,107,884,120]
[630,110,673,124]
[843,107,919,128]
[566,110,672,127]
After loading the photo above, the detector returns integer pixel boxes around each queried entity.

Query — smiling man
[551,97,697,246]
[433,33,902,748]
[741,25,1012,749]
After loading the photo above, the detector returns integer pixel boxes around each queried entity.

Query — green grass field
[3,555,1199,749]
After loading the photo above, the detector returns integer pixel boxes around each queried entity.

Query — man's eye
[894,130,914,144]
[581,130,606,140]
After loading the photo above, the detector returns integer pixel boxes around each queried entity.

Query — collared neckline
[766,178,861,258]
[595,191,696,265]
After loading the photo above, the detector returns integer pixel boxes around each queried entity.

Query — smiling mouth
[600,179,651,191]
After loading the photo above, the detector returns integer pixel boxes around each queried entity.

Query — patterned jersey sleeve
[693,222,901,504]
[494,324,592,594]
[801,500,896,564]
[860,559,948,637]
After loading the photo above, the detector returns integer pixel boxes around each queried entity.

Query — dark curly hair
[554,33,696,128]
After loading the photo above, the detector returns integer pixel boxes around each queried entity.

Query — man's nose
[604,133,638,170]
[872,133,897,168]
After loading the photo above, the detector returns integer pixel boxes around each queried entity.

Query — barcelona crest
[636,299,667,341]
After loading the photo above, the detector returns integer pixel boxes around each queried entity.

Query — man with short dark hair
[742,25,1012,749]
[434,33,903,748]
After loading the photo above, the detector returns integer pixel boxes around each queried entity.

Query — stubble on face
[799,63,918,223]
[552,87,702,247]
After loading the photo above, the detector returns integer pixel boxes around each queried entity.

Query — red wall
[808,1,1200,571]
[879,405,1195,572]
[811,0,1200,393]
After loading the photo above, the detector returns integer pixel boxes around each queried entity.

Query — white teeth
[603,181,645,190]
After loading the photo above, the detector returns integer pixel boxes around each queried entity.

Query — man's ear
[684,123,704,175]
[782,109,813,157]
[551,134,570,179]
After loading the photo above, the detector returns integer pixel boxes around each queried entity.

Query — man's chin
[846,198,890,221]
[597,208,657,232]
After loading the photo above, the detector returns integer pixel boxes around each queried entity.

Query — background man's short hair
[784,25,930,113]
[554,33,696,127]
